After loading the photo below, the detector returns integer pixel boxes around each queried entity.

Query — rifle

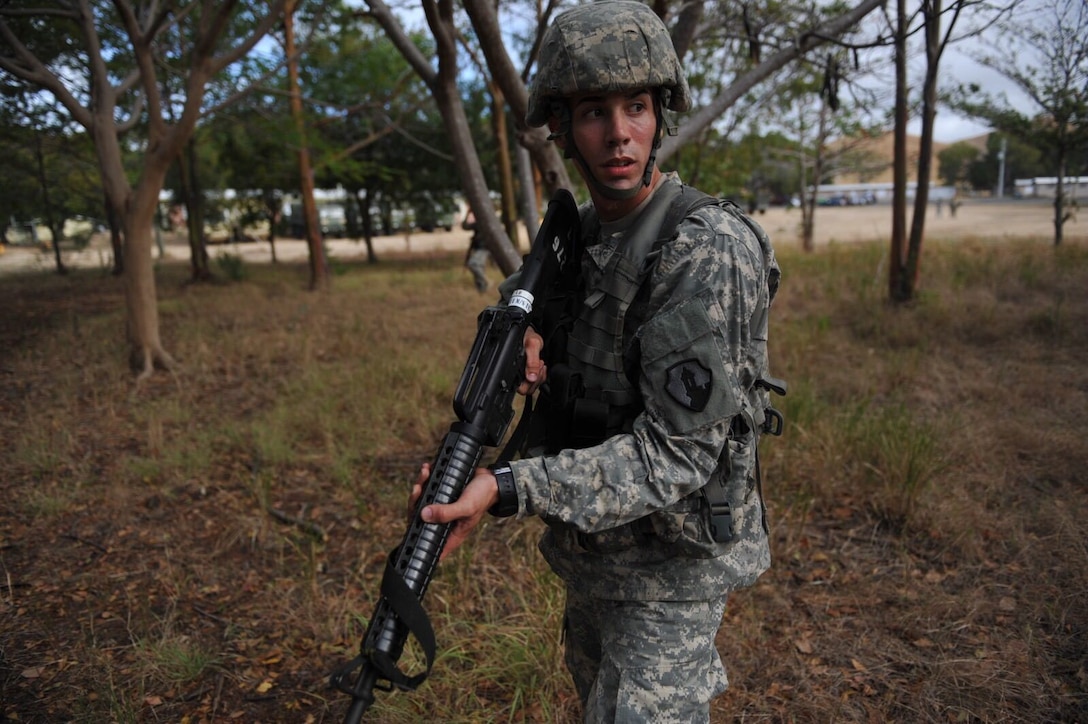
[330,190,580,722]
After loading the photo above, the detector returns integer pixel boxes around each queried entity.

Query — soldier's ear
[547,116,566,150]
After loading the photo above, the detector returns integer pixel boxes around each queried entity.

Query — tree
[365,0,523,274]
[937,140,981,187]
[365,0,891,275]
[304,8,463,263]
[0,90,101,271]
[961,0,1088,245]
[286,0,329,291]
[0,1,287,379]
[763,48,888,251]
[970,134,1047,193]
[889,0,1011,302]
[657,0,888,165]
[209,100,296,263]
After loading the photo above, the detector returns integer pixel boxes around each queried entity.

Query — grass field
[1,232,1086,723]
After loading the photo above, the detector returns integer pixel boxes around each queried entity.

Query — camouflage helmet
[526,0,691,128]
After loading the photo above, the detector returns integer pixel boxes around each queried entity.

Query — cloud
[920,44,1038,143]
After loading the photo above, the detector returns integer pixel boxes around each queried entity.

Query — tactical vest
[535,180,781,451]
[524,178,784,551]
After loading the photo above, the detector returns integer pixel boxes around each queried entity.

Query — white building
[1013,177,1088,199]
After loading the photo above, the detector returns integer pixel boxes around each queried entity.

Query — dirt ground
[0,197,1076,276]
[1,194,1085,722]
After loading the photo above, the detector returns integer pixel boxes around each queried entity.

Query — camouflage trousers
[563,588,730,723]
[465,247,490,292]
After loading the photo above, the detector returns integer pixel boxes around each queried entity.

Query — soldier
[462,209,491,293]
[415,1,782,720]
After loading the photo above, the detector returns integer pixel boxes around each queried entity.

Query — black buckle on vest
[762,407,785,436]
[708,502,735,543]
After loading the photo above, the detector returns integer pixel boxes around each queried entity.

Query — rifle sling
[371,550,437,691]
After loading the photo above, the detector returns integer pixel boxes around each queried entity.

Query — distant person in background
[462,209,490,293]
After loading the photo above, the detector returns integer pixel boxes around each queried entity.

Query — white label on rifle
[509,289,534,314]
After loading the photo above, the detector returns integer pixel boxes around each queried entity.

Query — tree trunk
[1053,153,1066,246]
[491,83,519,244]
[802,102,831,253]
[905,0,943,294]
[425,0,522,275]
[354,188,378,263]
[34,131,67,276]
[263,191,280,263]
[180,139,212,282]
[286,1,329,291]
[104,190,124,276]
[460,0,574,201]
[515,144,539,242]
[889,0,910,304]
[121,174,177,379]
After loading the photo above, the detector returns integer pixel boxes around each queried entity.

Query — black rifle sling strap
[370,550,437,691]
[498,395,534,462]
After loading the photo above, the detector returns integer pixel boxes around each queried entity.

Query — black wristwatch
[488,464,518,518]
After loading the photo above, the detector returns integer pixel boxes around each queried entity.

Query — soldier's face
[567,89,658,204]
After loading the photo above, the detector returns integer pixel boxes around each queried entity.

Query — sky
[917,45,1037,144]
[353,0,1042,146]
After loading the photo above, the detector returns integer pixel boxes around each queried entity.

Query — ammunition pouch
[534,363,613,453]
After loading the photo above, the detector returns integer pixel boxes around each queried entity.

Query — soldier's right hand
[518,327,547,396]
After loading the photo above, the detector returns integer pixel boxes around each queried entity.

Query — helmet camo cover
[527,0,691,127]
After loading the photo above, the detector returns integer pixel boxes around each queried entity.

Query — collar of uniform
[587,173,674,270]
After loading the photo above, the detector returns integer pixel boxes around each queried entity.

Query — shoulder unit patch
[665,358,712,412]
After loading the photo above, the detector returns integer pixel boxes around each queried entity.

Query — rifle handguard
[488,465,518,518]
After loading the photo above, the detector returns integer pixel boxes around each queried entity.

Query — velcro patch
[665,359,712,412]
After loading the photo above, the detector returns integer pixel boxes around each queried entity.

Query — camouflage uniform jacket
[507,173,777,601]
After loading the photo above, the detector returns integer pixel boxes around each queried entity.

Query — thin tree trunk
[180,139,212,281]
[34,131,67,275]
[264,191,280,263]
[424,0,521,274]
[803,102,831,253]
[889,0,910,303]
[286,1,329,291]
[905,0,942,294]
[105,195,124,276]
[355,188,378,263]
[460,0,574,201]
[515,144,539,242]
[491,83,518,244]
[1054,153,1066,246]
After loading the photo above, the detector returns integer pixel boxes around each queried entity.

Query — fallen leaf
[256,679,274,694]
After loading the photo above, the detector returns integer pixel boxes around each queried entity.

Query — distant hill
[829,131,992,186]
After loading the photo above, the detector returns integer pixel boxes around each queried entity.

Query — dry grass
[1,237,1086,723]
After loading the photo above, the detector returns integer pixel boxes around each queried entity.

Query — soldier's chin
[597,177,640,195]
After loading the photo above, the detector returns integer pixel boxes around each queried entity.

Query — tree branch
[660,0,887,163]
[363,0,437,88]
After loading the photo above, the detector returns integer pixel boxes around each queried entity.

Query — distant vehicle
[287,203,347,238]
[819,195,851,206]
[3,216,103,248]
[415,204,455,232]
